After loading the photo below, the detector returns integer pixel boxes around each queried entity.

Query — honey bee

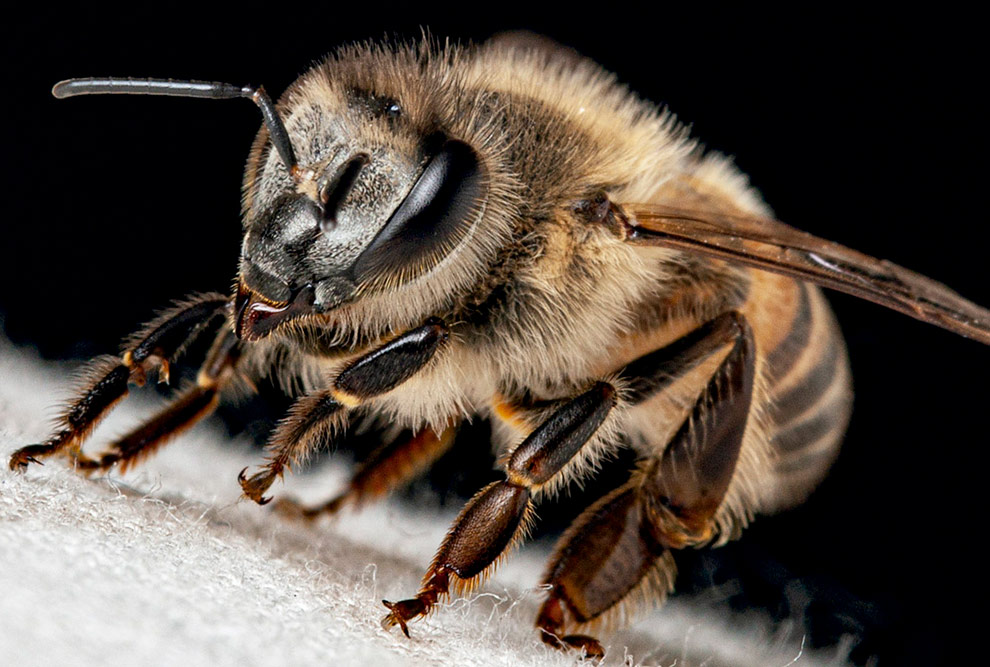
[10,34,990,660]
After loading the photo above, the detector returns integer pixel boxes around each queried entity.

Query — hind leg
[381,381,619,637]
[536,312,756,658]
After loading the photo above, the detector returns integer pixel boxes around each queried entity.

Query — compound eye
[352,139,485,286]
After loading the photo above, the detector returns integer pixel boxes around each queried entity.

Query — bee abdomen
[762,282,853,509]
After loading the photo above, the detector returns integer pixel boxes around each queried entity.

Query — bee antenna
[52,77,301,180]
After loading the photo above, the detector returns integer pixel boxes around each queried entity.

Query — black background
[4,7,988,665]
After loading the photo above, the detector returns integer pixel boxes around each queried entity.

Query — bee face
[236,58,493,340]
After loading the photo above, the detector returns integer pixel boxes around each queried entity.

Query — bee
[10,34,990,659]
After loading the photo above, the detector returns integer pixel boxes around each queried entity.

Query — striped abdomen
[759,279,853,510]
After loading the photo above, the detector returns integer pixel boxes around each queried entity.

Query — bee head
[236,47,509,342]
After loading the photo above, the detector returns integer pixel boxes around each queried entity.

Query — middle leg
[273,424,459,521]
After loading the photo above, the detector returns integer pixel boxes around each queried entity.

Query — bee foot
[381,598,427,638]
[8,445,46,471]
[238,466,276,505]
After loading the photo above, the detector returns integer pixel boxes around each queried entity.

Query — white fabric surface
[0,341,850,666]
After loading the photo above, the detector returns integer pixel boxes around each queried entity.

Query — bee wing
[618,203,990,345]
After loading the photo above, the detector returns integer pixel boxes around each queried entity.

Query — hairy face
[235,46,512,343]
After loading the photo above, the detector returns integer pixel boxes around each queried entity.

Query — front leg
[238,318,449,504]
[74,328,241,473]
[9,293,230,471]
